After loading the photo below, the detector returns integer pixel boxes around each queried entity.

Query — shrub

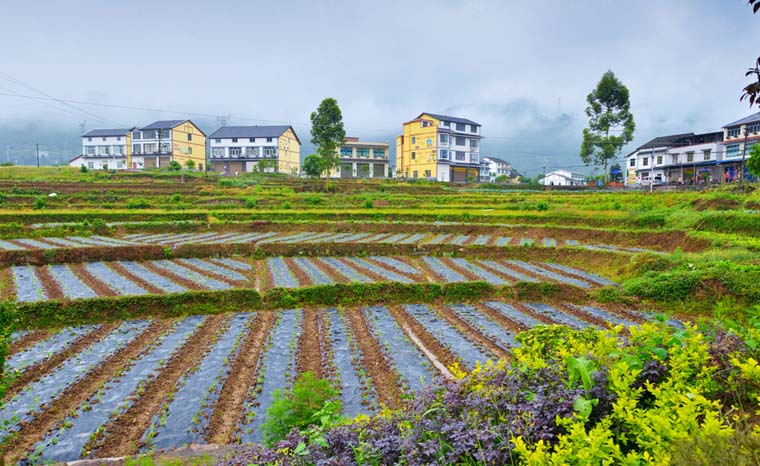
[535,201,549,211]
[185,160,195,170]
[261,371,341,447]
[126,198,151,209]
[169,194,182,203]
[80,165,88,173]
[282,201,292,210]
[244,197,258,208]
[363,199,374,209]
[168,160,182,171]
[32,197,47,210]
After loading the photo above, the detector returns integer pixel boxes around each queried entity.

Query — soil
[408,257,442,283]
[438,257,481,281]
[35,265,65,300]
[334,257,387,282]
[312,258,349,284]
[344,308,402,408]
[296,308,324,378]
[141,261,205,291]
[555,303,608,328]
[431,304,509,360]
[475,303,529,333]
[257,258,271,291]
[206,311,276,445]
[107,262,165,294]
[284,257,313,286]
[387,305,460,373]
[70,263,118,297]
[693,198,741,211]
[175,259,246,287]
[6,319,172,465]
[362,256,422,282]
[510,302,555,325]
[91,315,226,457]
[7,330,51,357]
[4,323,119,400]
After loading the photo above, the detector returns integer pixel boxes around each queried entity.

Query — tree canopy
[741,1,760,108]
[310,98,346,181]
[580,70,635,181]
[302,154,322,178]
[747,143,760,179]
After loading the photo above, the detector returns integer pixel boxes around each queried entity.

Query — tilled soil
[475,303,528,333]
[6,319,173,465]
[556,303,609,328]
[35,265,65,300]
[387,305,460,374]
[174,260,247,287]
[91,315,227,457]
[431,304,509,360]
[312,258,350,284]
[108,262,165,294]
[206,311,276,445]
[7,330,51,357]
[284,257,313,286]
[70,263,118,297]
[141,261,204,291]
[296,308,325,378]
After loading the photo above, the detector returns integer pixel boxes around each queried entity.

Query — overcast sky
[1,0,759,174]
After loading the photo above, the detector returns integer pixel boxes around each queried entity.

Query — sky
[1,0,759,175]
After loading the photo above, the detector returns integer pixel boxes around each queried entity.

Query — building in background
[539,169,585,186]
[332,137,389,178]
[69,128,134,170]
[396,112,481,182]
[720,112,760,182]
[128,120,206,170]
[481,156,520,183]
[208,126,300,175]
[626,132,724,186]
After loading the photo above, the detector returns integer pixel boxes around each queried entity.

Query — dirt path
[387,305,460,373]
[296,308,325,378]
[70,263,118,297]
[35,265,64,300]
[206,311,276,444]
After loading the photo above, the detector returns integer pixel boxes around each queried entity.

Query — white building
[481,156,519,183]
[68,128,134,170]
[540,169,585,186]
[333,137,389,178]
[208,126,301,175]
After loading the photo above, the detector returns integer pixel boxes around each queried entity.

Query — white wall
[69,156,127,170]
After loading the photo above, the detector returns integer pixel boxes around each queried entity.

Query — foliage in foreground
[220,321,760,465]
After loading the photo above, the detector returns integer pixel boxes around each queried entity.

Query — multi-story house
[69,128,134,170]
[207,126,300,175]
[128,120,206,170]
[540,170,585,186]
[720,112,760,181]
[396,112,481,182]
[625,132,724,186]
[332,137,389,178]
[481,156,519,183]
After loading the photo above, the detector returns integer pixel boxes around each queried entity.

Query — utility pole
[741,128,748,191]
[542,165,547,191]
[36,144,40,168]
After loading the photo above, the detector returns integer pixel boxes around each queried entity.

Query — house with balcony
[69,128,134,170]
[396,112,481,182]
[720,112,760,181]
[625,132,724,186]
[208,125,300,175]
[481,156,520,183]
[128,120,206,170]
[332,137,389,178]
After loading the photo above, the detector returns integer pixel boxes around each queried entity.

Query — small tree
[80,164,88,173]
[185,160,195,170]
[303,154,322,178]
[310,98,346,189]
[580,70,635,181]
[168,160,182,171]
[747,144,760,179]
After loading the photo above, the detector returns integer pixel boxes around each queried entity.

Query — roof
[723,112,760,128]
[208,125,300,144]
[82,128,133,137]
[635,133,695,151]
[630,131,723,156]
[342,140,388,147]
[483,156,511,166]
[141,120,187,130]
[418,112,480,126]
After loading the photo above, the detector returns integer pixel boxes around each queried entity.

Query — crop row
[4,301,661,463]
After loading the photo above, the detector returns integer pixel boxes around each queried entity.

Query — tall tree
[310,98,346,189]
[741,1,760,108]
[580,70,635,181]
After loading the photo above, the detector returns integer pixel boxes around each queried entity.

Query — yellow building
[208,125,301,175]
[396,112,481,182]
[128,120,207,170]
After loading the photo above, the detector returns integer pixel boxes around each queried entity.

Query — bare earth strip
[511,302,555,325]
[7,330,51,357]
[5,319,172,465]
[91,315,226,457]
[344,308,401,409]
[475,303,529,333]
[284,257,314,286]
[4,323,119,400]
[70,263,118,297]
[388,305,460,374]
[556,303,608,328]
[313,258,350,284]
[35,266,65,300]
[431,304,509,360]
[108,262,165,294]
[206,311,276,445]
[141,262,204,291]
[438,257,481,281]
[257,259,271,291]
[176,260,246,287]
[334,257,386,282]
[362,257,421,282]
[409,257,444,283]
[296,308,324,379]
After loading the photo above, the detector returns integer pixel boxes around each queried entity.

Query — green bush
[32,197,47,210]
[170,194,182,203]
[126,198,151,209]
[244,197,258,208]
[363,199,374,209]
[79,165,88,173]
[262,371,341,447]
[168,160,182,171]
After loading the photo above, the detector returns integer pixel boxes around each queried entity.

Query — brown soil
[334,257,386,282]
[70,263,118,297]
[296,308,325,379]
[462,235,478,246]
[555,303,608,328]
[408,257,442,283]
[474,260,517,285]
[175,259,246,287]
[4,323,119,400]
[92,315,226,457]
[35,265,65,300]
[141,261,204,291]
[312,258,350,284]
[284,257,313,286]
[362,257,422,282]
[475,303,528,333]
[495,260,551,284]
[206,311,276,444]
[693,198,741,211]
[432,304,509,360]
[107,262,165,294]
[344,308,401,408]
[600,302,646,324]
[387,305,460,372]
[257,258,271,290]
[5,319,171,465]
[511,302,555,325]
[438,257,481,281]
[7,330,50,357]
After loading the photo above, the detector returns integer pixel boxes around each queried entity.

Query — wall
[277,127,301,175]
[171,121,207,169]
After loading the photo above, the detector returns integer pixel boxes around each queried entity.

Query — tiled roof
[81,128,133,137]
[141,120,187,130]
[208,125,300,144]
[418,112,480,126]
[723,112,760,128]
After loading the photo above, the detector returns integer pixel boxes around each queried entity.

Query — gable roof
[635,133,695,151]
[141,120,187,130]
[484,156,511,166]
[723,112,760,128]
[82,128,133,137]
[208,125,300,144]
[418,112,480,126]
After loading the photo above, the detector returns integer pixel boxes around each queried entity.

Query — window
[263,147,277,156]
[373,148,385,157]
[232,138,238,143]
[160,143,170,153]
[116,136,121,141]
[229,147,242,156]
[249,137,255,142]
[440,134,449,145]
[455,151,465,161]
[642,157,649,166]
[656,155,662,165]
[187,134,192,141]
[442,121,450,127]
[87,162,94,169]
[98,146,110,155]
[133,144,142,154]
[411,136,416,144]
[413,170,418,178]
[188,147,192,154]
[470,153,479,163]
[340,147,353,157]
[266,137,273,142]
[198,163,203,171]
[424,170,431,178]
[726,144,740,158]
[421,120,431,127]
[686,152,694,162]
[143,130,157,139]
[703,149,711,161]
[748,122,760,134]
[102,137,106,142]
[470,125,478,133]
[87,137,92,142]
[470,139,479,149]
[456,123,465,131]
[117,161,124,168]
[85,146,95,155]
[357,148,370,157]
[215,139,221,143]
[728,127,741,138]
[246,147,259,157]
[113,146,123,155]
[132,131,142,140]
[159,129,170,139]
[671,154,679,164]
[411,152,416,160]
[212,147,225,157]
[629,158,635,167]
[440,149,449,159]
[455,136,465,146]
